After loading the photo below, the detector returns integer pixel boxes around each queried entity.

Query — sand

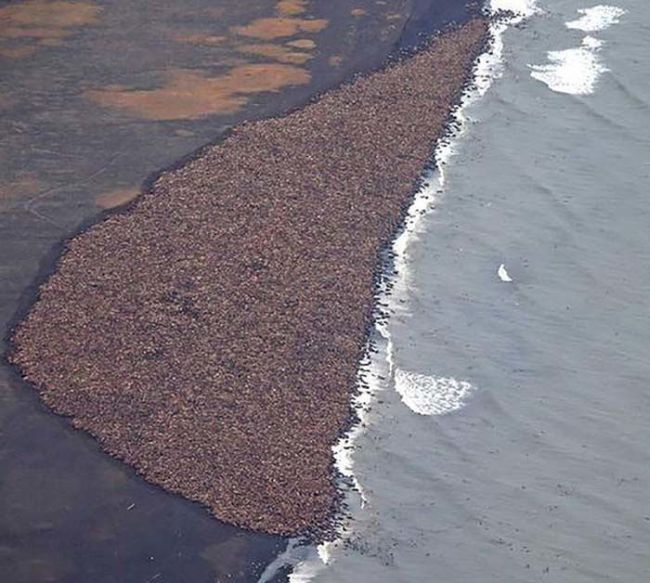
[10,17,489,537]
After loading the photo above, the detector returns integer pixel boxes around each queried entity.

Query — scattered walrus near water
[10,18,489,537]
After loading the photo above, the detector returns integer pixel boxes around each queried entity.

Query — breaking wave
[566,5,627,32]
[529,5,626,95]
[394,369,475,416]
[530,35,607,95]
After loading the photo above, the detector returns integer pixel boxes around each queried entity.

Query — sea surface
[271,0,650,581]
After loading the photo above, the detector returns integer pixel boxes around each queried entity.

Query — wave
[529,4,627,96]
[497,263,514,282]
[530,35,607,95]
[566,5,627,32]
[394,369,475,416]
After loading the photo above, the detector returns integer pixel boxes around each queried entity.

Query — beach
[1,1,487,579]
[6,1,648,581]
[10,16,489,538]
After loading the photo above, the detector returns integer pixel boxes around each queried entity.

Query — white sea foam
[498,263,513,282]
[566,5,626,32]
[530,5,626,95]
[394,369,475,415]
[582,35,605,50]
[491,0,539,18]
[257,539,311,583]
[530,35,607,95]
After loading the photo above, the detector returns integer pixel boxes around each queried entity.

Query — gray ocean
[281,1,650,581]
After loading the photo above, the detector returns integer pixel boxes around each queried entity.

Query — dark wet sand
[10,17,489,537]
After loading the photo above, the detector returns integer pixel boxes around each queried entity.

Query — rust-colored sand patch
[95,187,140,209]
[1,26,71,39]
[216,56,251,68]
[328,54,343,67]
[0,0,101,58]
[0,0,101,27]
[236,43,312,65]
[0,45,38,59]
[231,17,328,40]
[174,129,196,138]
[86,64,311,121]
[286,38,316,49]
[276,0,308,17]
[170,32,226,46]
[172,32,227,47]
[0,174,43,208]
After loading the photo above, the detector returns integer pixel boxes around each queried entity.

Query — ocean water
[273,0,650,581]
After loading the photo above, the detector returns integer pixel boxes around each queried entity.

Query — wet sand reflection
[170,32,227,46]
[236,44,313,65]
[83,0,329,120]
[0,0,102,59]
[86,64,312,120]
[231,17,328,40]
[277,0,308,17]
[95,187,141,209]
[0,174,44,209]
[286,38,316,49]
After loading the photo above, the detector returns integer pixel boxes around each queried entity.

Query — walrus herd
[10,18,489,537]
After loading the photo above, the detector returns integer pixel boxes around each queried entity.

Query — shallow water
[293,0,650,581]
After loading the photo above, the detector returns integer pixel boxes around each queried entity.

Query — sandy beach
[10,16,489,537]
[1,1,487,580]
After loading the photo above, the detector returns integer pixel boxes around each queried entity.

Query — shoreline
[7,12,491,540]
[319,4,520,563]
[4,2,480,356]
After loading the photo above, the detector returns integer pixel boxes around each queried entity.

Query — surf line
[265,2,541,581]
